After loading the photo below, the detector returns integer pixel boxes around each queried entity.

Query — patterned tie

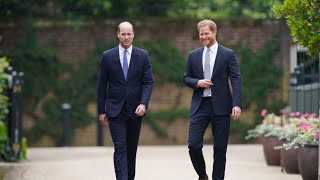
[123,49,128,80]
[203,48,211,96]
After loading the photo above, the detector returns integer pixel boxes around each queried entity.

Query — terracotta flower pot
[262,136,281,166]
[280,147,300,174]
[298,144,319,180]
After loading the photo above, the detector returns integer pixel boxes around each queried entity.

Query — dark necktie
[123,49,128,80]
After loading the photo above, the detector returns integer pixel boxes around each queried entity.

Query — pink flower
[308,113,316,118]
[295,112,301,116]
[261,109,268,116]
[301,113,309,118]
[300,124,313,130]
[299,120,313,130]
[315,129,320,140]
[299,119,308,124]
[279,108,285,114]
[290,112,295,117]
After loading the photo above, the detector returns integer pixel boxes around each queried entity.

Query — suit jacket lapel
[211,45,223,78]
[112,46,126,81]
[126,46,138,82]
[196,47,205,79]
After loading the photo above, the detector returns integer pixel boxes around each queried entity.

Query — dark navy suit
[183,45,241,180]
[98,46,153,180]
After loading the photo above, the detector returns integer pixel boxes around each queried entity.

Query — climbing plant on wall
[239,39,285,125]
[1,28,189,145]
[1,25,284,144]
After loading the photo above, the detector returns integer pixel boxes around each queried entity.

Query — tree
[273,0,320,56]
[0,0,282,20]
[0,0,179,19]
[167,0,280,19]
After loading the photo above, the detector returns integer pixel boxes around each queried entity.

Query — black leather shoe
[198,175,208,180]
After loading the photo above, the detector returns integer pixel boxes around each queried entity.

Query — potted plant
[246,109,282,166]
[276,114,319,180]
[276,114,300,174]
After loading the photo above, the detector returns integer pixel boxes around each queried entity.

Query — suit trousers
[188,97,230,180]
[108,103,142,180]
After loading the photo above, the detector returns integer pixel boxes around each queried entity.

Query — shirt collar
[204,42,218,53]
[119,45,133,55]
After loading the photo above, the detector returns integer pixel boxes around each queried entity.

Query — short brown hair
[197,19,217,32]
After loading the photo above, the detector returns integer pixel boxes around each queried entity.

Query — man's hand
[197,79,213,88]
[99,114,109,126]
[232,106,241,120]
[135,104,146,116]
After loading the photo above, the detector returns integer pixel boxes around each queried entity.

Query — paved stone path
[1,145,302,180]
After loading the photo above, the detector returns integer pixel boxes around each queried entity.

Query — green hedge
[0,57,9,155]
[0,57,9,121]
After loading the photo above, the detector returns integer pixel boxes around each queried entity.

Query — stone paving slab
[1,145,302,180]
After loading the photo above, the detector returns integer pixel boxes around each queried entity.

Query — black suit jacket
[183,45,241,116]
[97,46,154,118]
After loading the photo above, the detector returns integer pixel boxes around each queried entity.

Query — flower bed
[246,109,319,178]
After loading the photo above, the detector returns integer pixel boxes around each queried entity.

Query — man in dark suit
[97,21,153,180]
[183,19,242,180]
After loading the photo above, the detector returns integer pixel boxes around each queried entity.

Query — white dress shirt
[202,42,218,97]
[119,45,132,68]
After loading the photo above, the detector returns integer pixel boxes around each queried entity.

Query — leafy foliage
[0,28,71,145]
[247,111,320,150]
[246,112,283,140]
[136,39,185,85]
[0,56,9,159]
[238,39,286,130]
[0,57,9,122]
[0,0,176,19]
[169,0,281,19]
[273,0,320,55]
[223,0,281,18]
[1,0,280,20]
[1,28,61,111]
[0,24,285,144]
[0,121,7,157]
[0,56,28,161]
[239,39,282,112]
[20,137,27,159]
[1,27,188,145]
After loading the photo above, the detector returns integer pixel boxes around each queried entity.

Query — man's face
[118,25,134,49]
[199,25,216,47]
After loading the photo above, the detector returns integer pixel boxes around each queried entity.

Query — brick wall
[0,18,288,62]
[0,18,292,145]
